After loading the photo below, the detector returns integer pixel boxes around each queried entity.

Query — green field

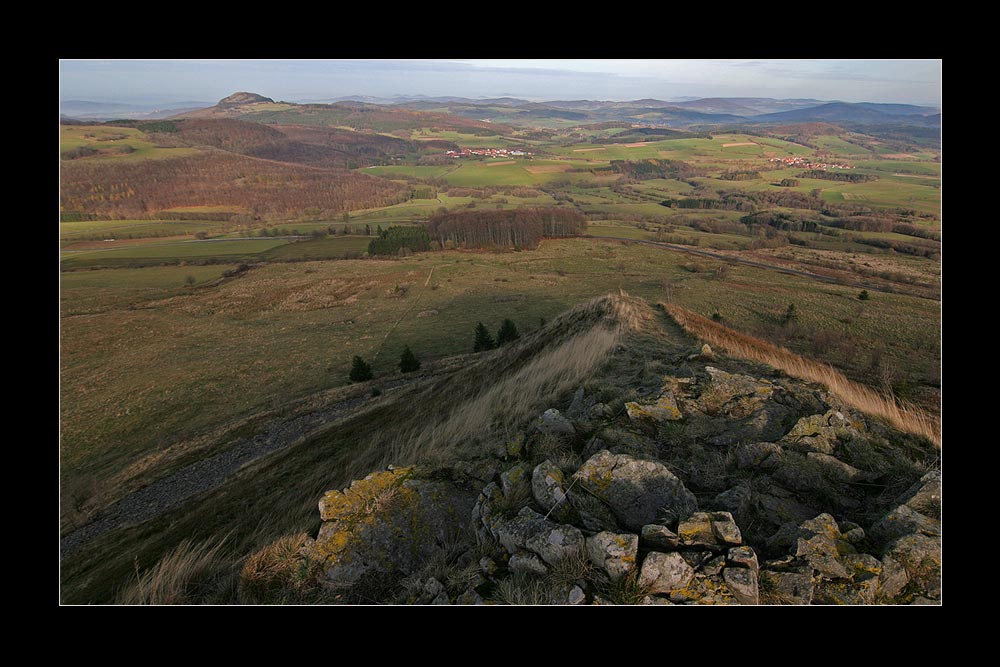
[60,219,223,242]
[261,236,373,260]
[60,125,198,161]
[61,238,292,268]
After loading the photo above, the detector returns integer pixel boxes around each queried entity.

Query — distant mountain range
[62,93,940,128]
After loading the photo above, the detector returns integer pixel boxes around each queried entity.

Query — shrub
[399,346,421,373]
[349,356,374,382]
[858,290,870,301]
[496,319,520,346]
[473,322,496,352]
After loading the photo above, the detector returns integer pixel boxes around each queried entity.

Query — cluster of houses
[768,156,853,170]
[445,148,534,159]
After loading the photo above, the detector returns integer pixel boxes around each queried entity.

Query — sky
[59,59,942,107]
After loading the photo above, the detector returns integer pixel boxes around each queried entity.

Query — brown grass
[524,164,571,174]
[238,533,324,604]
[115,537,229,604]
[721,142,757,148]
[659,302,940,446]
[485,160,517,167]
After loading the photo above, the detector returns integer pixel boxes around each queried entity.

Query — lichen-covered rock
[568,585,586,605]
[878,555,909,600]
[641,524,680,551]
[525,521,585,567]
[306,468,476,589]
[532,460,576,524]
[699,343,714,360]
[455,589,484,605]
[884,533,941,601]
[638,551,695,594]
[710,511,743,546]
[566,485,621,533]
[728,546,759,573]
[700,367,776,417]
[759,570,813,605]
[479,557,498,577]
[536,408,575,437]
[500,462,532,502]
[586,531,638,581]
[509,551,548,576]
[869,504,941,546]
[699,555,726,577]
[780,409,859,454]
[573,450,697,530]
[736,442,784,470]
[677,512,715,547]
[626,391,682,423]
[793,514,851,579]
[723,566,759,605]
[806,452,870,482]
[898,471,941,518]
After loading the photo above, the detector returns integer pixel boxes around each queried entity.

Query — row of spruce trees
[348,319,521,383]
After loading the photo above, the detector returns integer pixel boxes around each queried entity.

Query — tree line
[606,159,706,181]
[425,207,586,250]
[798,170,879,183]
[368,226,432,255]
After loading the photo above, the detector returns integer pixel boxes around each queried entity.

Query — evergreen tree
[473,322,496,352]
[399,346,421,373]
[496,319,520,346]
[349,356,374,382]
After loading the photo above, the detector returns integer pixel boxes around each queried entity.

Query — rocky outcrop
[217,92,275,107]
[292,352,938,605]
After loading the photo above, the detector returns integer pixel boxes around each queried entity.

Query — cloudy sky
[59,59,942,107]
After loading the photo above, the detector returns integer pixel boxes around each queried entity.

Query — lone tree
[496,319,520,346]
[349,356,374,382]
[858,290,870,301]
[473,322,496,352]
[399,346,421,373]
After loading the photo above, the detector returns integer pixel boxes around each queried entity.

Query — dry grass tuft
[115,537,229,605]
[659,302,940,446]
[238,533,324,604]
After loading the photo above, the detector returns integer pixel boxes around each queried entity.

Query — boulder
[626,391,682,423]
[641,524,680,551]
[508,551,548,577]
[676,511,741,548]
[806,452,870,482]
[500,462,533,502]
[536,408,575,437]
[759,570,813,605]
[638,551,695,594]
[568,585,586,605]
[566,485,621,533]
[306,468,476,589]
[878,555,910,600]
[884,533,941,601]
[727,546,759,573]
[723,566,759,605]
[699,367,776,418]
[869,504,941,546]
[586,531,639,581]
[780,409,858,454]
[573,450,697,530]
[532,460,576,523]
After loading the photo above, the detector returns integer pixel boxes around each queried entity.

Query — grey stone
[479,557,498,577]
[699,555,726,577]
[625,390,683,423]
[592,595,616,605]
[842,527,866,545]
[885,533,941,600]
[736,442,784,470]
[781,409,857,454]
[308,471,477,589]
[870,504,941,547]
[566,485,621,533]
[508,551,548,577]
[640,595,674,605]
[728,546,759,573]
[532,460,575,523]
[424,577,444,597]
[806,452,870,482]
[572,450,697,530]
[455,589,484,605]
[586,531,639,581]
[677,512,716,548]
[500,462,532,502]
[641,524,680,551]
[878,555,909,600]
[638,551,695,594]
[568,585,586,605]
[431,592,451,605]
[710,511,743,546]
[712,485,752,524]
[900,471,941,519]
[537,408,575,436]
[525,521,585,566]
[723,566,759,605]
[759,570,813,605]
